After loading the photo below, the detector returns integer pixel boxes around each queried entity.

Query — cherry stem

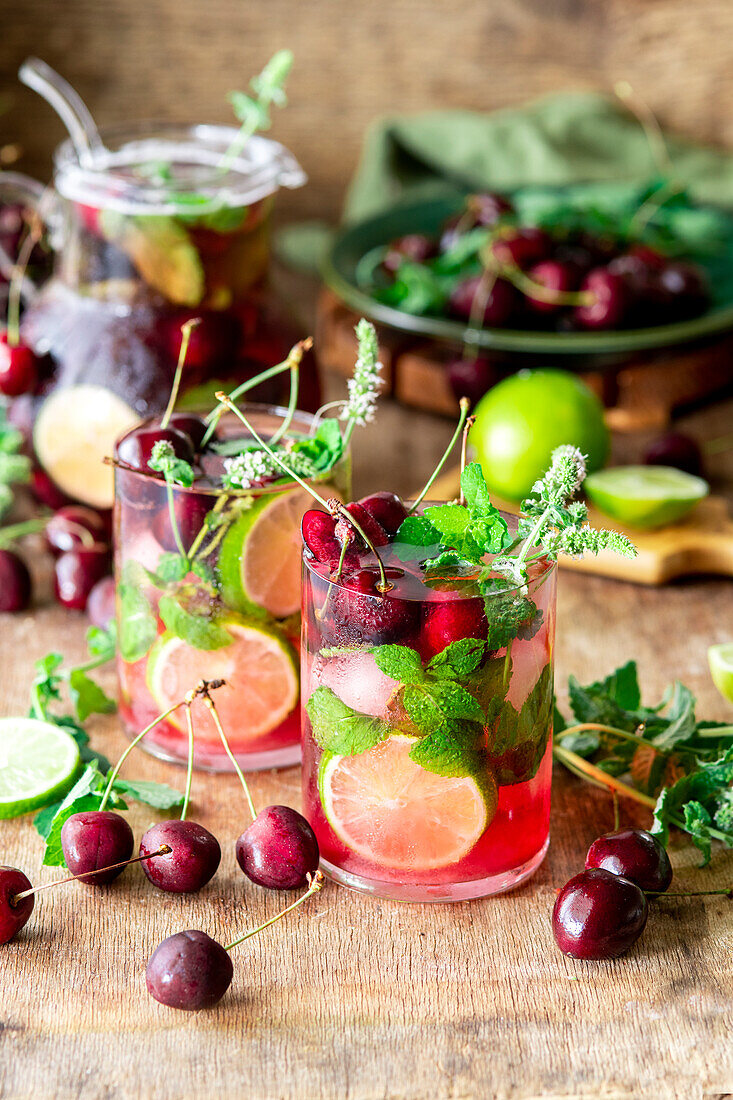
[268,338,312,448]
[496,261,594,306]
[647,887,732,900]
[614,81,674,180]
[0,516,48,550]
[458,413,476,506]
[201,358,296,447]
[7,210,43,347]
[332,500,390,593]
[161,318,200,430]
[333,538,349,582]
[224,871,324,951]
[461,266,497,362]
[180,702,195,822]
[99,700,186,811]
[560,721,671,754]
[409,397,470,514]
[10,845,173,904]
[201,690,257,822]
[613,789,621,831]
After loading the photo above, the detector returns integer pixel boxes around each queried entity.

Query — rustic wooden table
[1,379,733,1100]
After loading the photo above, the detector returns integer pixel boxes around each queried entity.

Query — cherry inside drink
[301,513,556,902]
[115,406,350,771]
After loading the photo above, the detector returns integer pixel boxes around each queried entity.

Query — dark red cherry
[357,491,408,536]
[439,193,513,251]
[301,509,359,570]
[574,268,627,330]
[236,806,320,890]
[644,431,703,477]
[656,261,709,318]
[152,491,212,554]
[86,575,116,630]
[0,549,31,612]
[30,467,72,511]
[525,259,578,314]
[337,501,390,550]
[60,811,134,885]
[449,275,517,326]
[0,866,34,944]
[165,413,208,452]
[46,506,108,555]
[552,868,648,959]
[326,568,419,646]
[422,596,487,659]
[383,234,436,274]
[0,332,38,397]
[490,227,552,269]
[139,820,221,894]
[585,827,673,893]
[54,545,110,611]
[116,425,195,473]
[446,356,496,407]
[146,929,233,1011]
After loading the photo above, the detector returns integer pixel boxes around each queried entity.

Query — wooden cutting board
[429,468,733,585]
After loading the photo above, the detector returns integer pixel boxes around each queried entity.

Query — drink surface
[301,531,556,901]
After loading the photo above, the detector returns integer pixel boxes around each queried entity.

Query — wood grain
[1,373,733,1099]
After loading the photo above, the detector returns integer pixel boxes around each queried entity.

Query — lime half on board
[584,465,709,530]
[708,643,733,705]
[0,717,80,819]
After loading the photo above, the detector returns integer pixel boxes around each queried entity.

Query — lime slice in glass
[708,643,733,705]
[584,465,709,530]
[218,486,313,618]
[318,734,492,871]
[0,718,80,819]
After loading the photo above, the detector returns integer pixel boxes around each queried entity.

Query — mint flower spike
[340,319,383,444]
[223,448,316,491]
[529,445,587,505]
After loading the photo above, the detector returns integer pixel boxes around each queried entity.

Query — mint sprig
[148,440,194,487]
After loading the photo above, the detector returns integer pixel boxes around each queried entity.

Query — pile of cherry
[383,190,710,333]
[552,825,731,960]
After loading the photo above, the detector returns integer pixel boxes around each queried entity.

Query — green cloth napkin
[276,91,733,272]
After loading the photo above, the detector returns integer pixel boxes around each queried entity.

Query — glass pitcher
[0,123,314,508]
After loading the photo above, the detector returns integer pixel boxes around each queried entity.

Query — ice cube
[311,649,399,719]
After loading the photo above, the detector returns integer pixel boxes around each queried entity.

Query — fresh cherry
[440,193,513,251]
[116,425,195,473]
[446,356,496,407]
[60,811,135,885]
[552,868,648,959]
[644,431,703,477]
[449,275,517,326]
[490,227,552,269]
[165,413,208,452]
[326,568,418,646]
[86,575,116,630]
[46,506,108,555]
[0,332,38,397]
[656,261,709,319]
[357,491,408,536]
[30,468,72,511]
[302,509,359,570]
[336,501,390,550]
[383,234,436,274]
[0,549,31,612]
[525,260,578,314]
[139,820,221,894]
[574,268,627,330]
[146,930,233,1011]
[236,806,320,890]
[422,596,488,658]
[54,545,110,611]
[0,866,35,944]
[152,491,212,554]
[585,827,673,893]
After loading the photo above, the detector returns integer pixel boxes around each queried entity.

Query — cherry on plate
[139,820,221,893]
[0,333,38,397]
[146,929,233,1011]
[0,549,31,612]
[0,866,34,944]
[552,868,648,959]
[574,268,627,330]
[60,811,135,885]
[490,227,552,269]
[46,506,108,555]
[383,234,436,274]
[449,275,518,326]
[236,805,320,890]
[54,545,110,611]
[357,491,408,537]
[525,260,578,314]
[585,827,672,893]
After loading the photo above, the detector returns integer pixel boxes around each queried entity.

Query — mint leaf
[409,721,484,778]
[86,623,116,661]
[427,637,487,680]
[651,746,733,862]
[148,441,194,487]
[68,669,116,723]
[460,462,493,514]
[490,664,553,784]
[372,644,424,684]
[118,581,157,663]
[111,778,184,810]
[483,594,540,651]
[393,514,441,560]
[403,680,484,732]
[39,762,126,868]
[158,595,232,650]
[306,686,389,756]
[154,552,190,584]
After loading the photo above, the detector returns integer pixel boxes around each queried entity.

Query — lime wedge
[318,734,492,871]
[708,643,733,705]
[218,487,313,619]
[0,718,80,819]
[584,465,709,530]
[147,615,299,751]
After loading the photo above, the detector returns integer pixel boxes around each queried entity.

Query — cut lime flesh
[708,643,733,705]
[584,465,709,530]
[0,718,80,819]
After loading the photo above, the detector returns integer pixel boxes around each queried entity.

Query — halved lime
[0,718,80,819]
[319,734,492,871]
[146,615,299,750]
[584,465,709,530]
[218,487,313,618]
[708,643,733,705]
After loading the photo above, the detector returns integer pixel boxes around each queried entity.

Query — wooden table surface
[2,379,733,1100]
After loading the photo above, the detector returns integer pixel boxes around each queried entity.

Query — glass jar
[115,405,350,773]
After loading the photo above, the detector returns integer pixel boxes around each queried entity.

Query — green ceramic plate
[322,192,733,360]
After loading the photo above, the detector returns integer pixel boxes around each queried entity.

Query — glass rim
[114,402,347,499]
[54,122,306,214]
[302,505,556,601]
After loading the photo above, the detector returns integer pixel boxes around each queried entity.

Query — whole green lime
[469,369,609,501]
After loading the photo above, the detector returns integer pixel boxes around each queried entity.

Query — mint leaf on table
[68,669,116,724]
[158,594,232,650]
[306,686,390,756]
[111,778,184,810]
[651,747,733,864]
[86,623,116,661]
